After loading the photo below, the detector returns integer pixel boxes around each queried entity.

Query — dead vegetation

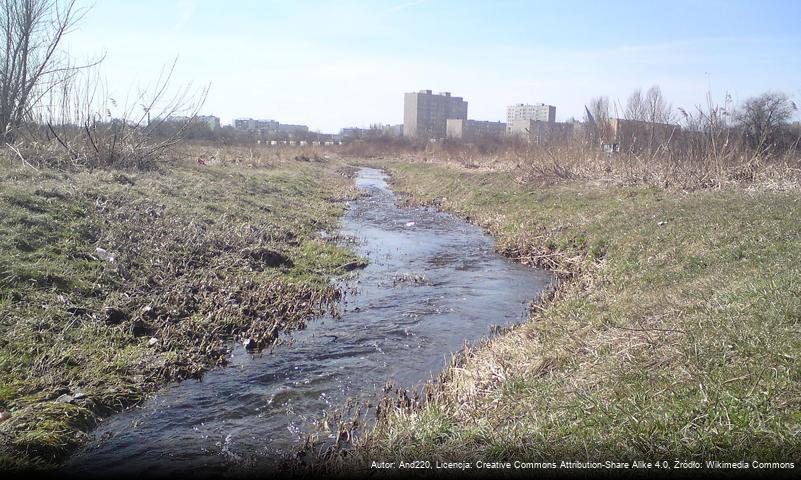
[177,143,335,169]
[339,89,800,192]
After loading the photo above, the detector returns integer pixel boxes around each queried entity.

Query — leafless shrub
[584,96,613,146]
[7,58,209,170]
[0,0,99,143]
[736,91,798,153]
[0,1,207,170]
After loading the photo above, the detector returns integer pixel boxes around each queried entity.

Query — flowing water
[65,167,551,476]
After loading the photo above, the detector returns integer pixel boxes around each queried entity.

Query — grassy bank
[0,156,362,469]
[347,160,801,465]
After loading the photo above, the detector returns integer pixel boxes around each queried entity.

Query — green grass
[349,160,801,464]
[0,157,362,469]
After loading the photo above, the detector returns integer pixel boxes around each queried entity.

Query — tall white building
[506,103,556,124]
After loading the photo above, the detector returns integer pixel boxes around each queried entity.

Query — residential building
[404,90,468,139]
[233,118,257,130]
[234,118,279,131]
[255,119,278,130]
[340,127,368,139]
[506,103,556,128]
[446,119,506,140]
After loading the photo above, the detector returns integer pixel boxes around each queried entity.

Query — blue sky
[64,0,801,132]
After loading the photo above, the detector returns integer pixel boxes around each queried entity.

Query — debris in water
[405,222,415,227]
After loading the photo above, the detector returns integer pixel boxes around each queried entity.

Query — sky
[63,0,801,133]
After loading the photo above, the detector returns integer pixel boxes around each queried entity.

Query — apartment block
[233,118,257,130]
[404,90,468,139]
[506,103,556,128]
[255,119,279,130]
[233,118,280,130]
[446,119,506,140]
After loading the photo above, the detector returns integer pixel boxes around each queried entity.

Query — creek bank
[341,160,801,465]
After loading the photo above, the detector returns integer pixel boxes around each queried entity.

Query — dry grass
[178,143,336,169]
[394,142,801,192]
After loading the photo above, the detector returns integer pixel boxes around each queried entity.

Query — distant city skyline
[63,0,801,133]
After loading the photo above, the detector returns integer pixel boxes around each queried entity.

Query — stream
[65,167,551,476]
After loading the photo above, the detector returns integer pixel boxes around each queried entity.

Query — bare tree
[624,88,647,121]
[0,0,95,143]
[641,86,673,152]
[737,91,797,151]
[585,96,614,145]
[644,85,672,124]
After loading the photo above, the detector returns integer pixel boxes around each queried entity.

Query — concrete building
[446,119,506,140]
[404,90,468,139]
[340,127,367,139]
[233,118,309,139]
[233,118,257,130]
[234,118,280,131]
[255,119,279,130]
[506,103,556,129]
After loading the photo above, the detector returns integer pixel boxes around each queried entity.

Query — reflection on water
[65,167,551,476]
